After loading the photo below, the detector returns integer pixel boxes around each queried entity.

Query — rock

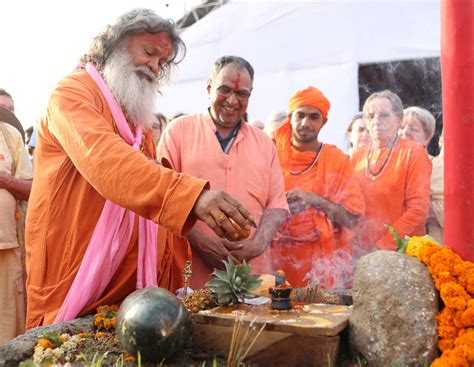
[0,315,94,367]
[349,250,438,366]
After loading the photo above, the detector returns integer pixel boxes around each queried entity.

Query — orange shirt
[273,125,365,288]
[158,112,288,288]
[25,69,208,328]
[350,138,432,251]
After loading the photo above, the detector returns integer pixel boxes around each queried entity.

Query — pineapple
[205,257,262,305]
[182,288,217,313]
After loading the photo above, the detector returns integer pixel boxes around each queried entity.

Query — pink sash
[54,63,158,323]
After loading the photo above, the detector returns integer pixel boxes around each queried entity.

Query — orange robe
[350,138,432,252]
[273,126,365,288]
[25,69,208,328]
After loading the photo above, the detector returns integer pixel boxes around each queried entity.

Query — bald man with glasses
[157,55,288,290]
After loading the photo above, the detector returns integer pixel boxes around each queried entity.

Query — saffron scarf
[54,63,158,323]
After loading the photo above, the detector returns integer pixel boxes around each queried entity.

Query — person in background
[271,86,365,289]
[0,89,15,113]
[399,106,436,149]
[264,111,287,141]
[346,112,370,155]
[25,127,34,145]
[158,55,288,289]
[0,107,32,344]
[351,90,432,257]
[25,9,256,328]
[428,132,444,243]
[0,90,25,142]
[150,112,168,147]
[27,128,37,164]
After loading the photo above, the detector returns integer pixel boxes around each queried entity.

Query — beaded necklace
[290,142,324,175]
[366,136,398,180]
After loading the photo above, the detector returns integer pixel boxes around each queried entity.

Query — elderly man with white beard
[25,8,257,328]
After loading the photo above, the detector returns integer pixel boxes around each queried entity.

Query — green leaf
[210,269,229,282]
[385,225,409,253]
[205,279,227,288]
[224,256,235,275]
[207,284,232,295]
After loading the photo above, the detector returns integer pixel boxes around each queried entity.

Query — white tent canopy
[158,0,440,149]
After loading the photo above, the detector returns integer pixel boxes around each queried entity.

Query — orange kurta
[25,69,208,328]
[350,138,432,252]
[272,125,365,289]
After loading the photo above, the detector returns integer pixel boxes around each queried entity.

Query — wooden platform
[192,302,352,367]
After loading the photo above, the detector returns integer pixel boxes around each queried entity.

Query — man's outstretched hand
[192,189,257,240]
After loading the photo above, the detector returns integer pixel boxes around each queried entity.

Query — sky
[0,0,202,129]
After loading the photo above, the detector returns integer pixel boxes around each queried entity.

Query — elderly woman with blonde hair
[400,106,436,149]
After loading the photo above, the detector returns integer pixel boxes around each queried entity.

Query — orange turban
[288,86,331,120]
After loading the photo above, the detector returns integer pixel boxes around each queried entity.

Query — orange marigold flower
[431,358,450,367]
[440,282,471,310]
[417,243,442,266]
[35,338,55,350]
[437,307,457,336]
[454,329,474,362]
[438,337,455,352]
[435,272,458,290]
[460,305,474,328]
[434,348,469,367]
[453,310,466,329]
[94,332,106,339]
[110,304,119,312]
[430,248,463,276]
[455,264,474,296]
[438,324,459,339]
[406,236,438,257]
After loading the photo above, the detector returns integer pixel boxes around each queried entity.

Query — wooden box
[192,303,351,367]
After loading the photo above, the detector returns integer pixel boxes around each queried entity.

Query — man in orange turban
[272,86,365,289]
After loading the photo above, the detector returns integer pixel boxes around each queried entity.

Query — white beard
[102,49,159,128]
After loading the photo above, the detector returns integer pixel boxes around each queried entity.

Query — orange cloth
[350,138,432,252]
[288,86,331,120]
[157,112,288,289]
[25,69,208,328]
[272,123,365,289]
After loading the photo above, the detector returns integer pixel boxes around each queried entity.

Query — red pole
[441,0,474,261]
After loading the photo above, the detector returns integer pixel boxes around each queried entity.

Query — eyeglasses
[211,80,252,101]
[364,112,395,122]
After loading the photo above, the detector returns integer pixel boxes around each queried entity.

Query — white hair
[102,47,159,127]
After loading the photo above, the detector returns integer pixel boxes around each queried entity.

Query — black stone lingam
[269,270,293,310]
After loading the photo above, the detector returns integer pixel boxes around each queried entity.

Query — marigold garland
[405,235,474,366]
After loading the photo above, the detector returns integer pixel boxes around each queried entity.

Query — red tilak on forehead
[142,32,173,55]
[231,75,241,89]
